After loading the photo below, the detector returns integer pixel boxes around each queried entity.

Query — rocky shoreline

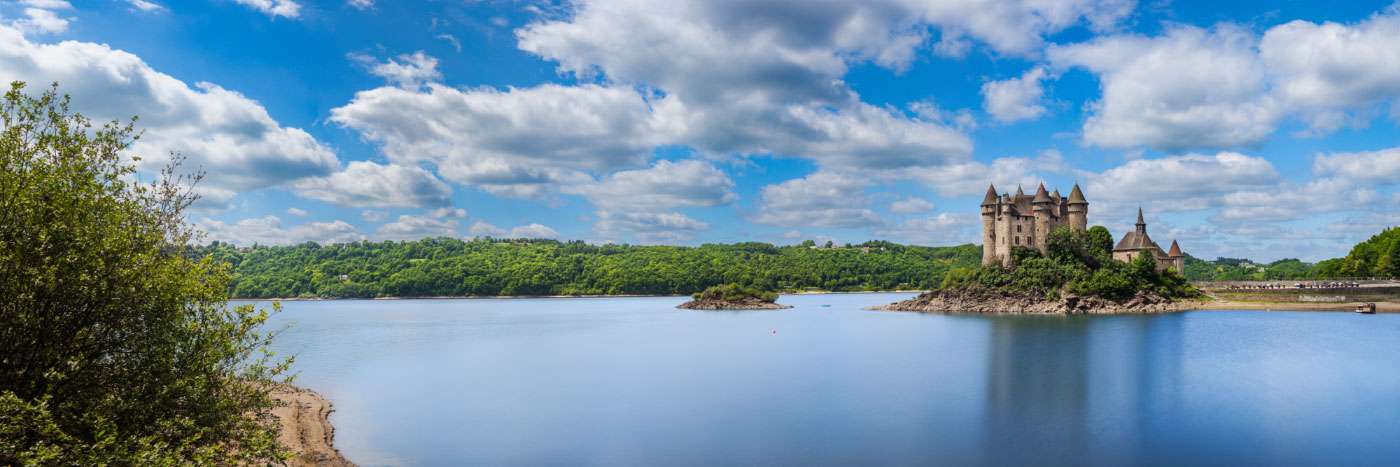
[677,297,793,310]
[268,385,355,467]
[870,287,1181,315]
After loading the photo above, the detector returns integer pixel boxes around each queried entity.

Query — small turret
[1015,185,1025,197]
[1067,183,1088,205]
[1032,183,1053,204]
[1066,183,1088,231]
[1135,207,1147,235]
[981,183,999,206]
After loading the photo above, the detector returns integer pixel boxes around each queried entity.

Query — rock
[677,297,793,310]
[870,287,1180,315]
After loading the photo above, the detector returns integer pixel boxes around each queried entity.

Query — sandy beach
[268,385,355,467]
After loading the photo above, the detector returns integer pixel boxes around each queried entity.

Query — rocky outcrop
[871,287,1179,315]
[677,297,793,310]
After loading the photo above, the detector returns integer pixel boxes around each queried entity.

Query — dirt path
[268,385,356,467]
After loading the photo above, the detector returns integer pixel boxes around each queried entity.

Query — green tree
[1132,249,1159,278]
[1086,225,1114,257]
[0,83,289,464]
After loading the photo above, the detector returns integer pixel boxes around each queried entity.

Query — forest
[202,226,1400,299]
[205,238,983,299]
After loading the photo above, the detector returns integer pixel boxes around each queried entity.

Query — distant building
[980,183,1088,266]
[1112,208,1185,273]
[860,247,871,253]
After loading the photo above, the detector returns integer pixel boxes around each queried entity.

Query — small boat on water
[821,305,831,307]
[1356,303,1376,314]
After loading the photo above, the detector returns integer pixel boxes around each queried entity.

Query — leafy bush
[0,83,289,465]
[694,283,779,303]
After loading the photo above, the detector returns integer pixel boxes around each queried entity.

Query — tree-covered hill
[202,238,982,299]
[1181,227,1400,281]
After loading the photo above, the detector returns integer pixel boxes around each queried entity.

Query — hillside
[1182,227,1400,281]
[201,238,982,299]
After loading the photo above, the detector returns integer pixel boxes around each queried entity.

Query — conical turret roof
[1136,207,1145,225]
[1067,183,1088,204]
[1033,183,1053,203]
[1052,188,1061,198]
[981,183,999,206]
[1015,185,1025,196]
[1168,239,1183,257]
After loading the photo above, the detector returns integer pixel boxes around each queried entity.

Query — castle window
[1014,236,1020,245]
[1016,225,1022,233]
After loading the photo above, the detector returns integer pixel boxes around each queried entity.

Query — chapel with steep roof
[1112,207,1185,273]
[980,182,1087,266]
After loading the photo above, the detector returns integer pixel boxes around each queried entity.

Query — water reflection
[980,314,1187,466]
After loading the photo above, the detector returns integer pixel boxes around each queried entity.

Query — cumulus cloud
[594,211,710,244]
[565,159,736,211]
[1211,177,1382,224]
[286,207,307,216]
[1312,148,1400,185]
[7,7,68,35]
[981,66,1050,123]
[361,210,387,222]
[1086,152,1279,213]
[0,24,339,195]
[427,207,468,218]
[331,83,661,198]
[354,51,441,89]
[910,149,1067,197]
[123,0,164,12]
[292,161,452,208]
[200,216,364,246]
[375,214,462,241]
[467,221,560,239]
[347,0,373,10]
[233,0,300,19]
[889,197,935,214]
[1049,24,1281,152]
[750,172,888,228]
[1261,9,1400,132]
[874,212,980,245]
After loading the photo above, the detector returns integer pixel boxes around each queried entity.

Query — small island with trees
[677,284,792,310]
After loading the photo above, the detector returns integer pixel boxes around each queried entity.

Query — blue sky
[3,0,1400,261]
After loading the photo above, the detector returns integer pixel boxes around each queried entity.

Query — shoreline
[232,290,926,301]
[1176,299,1399,313]
[268,385,354,467]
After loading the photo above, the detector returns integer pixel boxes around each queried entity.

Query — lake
[247,293,1400,466]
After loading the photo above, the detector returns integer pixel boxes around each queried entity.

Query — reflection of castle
[1113,208,1185,274]
[980,183,1088,266]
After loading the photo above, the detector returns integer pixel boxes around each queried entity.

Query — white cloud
[1049,24,1281,152]
[910,149,1067,197]
[361,210,387,222]
[981,66,1050,123]
[21,0,71,8]
[889,197,934,214]
[565,159,736,211]
[1086,152,1279,212]
[347,0,373,10]
[436,33,462,53]
[467,221,560,239]
[123,0,164,12]
[331,83,661,198]
[1261,9,1400,133]
[233,0,300,19]
[8,8,68,35]
[0,24,340,194]
[354,51,441,89]
[874,212,980,245]
[200,216,364,246]
[292,161,452,208]
[593,211,710,244]
[1211,177,1382,223]
[1312,148,1400,186]
[750,172,888,228]
[286,207,307,216]
[375,214,462,241]
[427,207,468,218]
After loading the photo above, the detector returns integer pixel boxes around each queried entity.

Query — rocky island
[878,204,1200,315]
[678,284,793,310]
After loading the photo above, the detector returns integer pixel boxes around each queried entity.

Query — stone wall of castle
[981,184,1088,266]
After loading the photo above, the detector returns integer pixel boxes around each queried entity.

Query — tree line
[202,238,983,299]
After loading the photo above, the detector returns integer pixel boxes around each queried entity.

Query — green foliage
[1180,227,1400,281]
[1086,225,1114,258]
[0,82,288,464]
[694,283,779,303]
[939,225,1198,300]
[203,239,984,298]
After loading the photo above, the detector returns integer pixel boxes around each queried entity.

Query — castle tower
[1066,183,1088,231]
[1167,239,1185,273]
[1134,207,1146,236]
[1032,183,1054,254]
[981,184,999,266]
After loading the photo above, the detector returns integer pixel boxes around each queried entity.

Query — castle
[1111,208,1185,274]
[980,183,1087,266]
[980,183,1186,273]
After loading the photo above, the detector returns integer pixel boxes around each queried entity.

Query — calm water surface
[244,294,1400,466]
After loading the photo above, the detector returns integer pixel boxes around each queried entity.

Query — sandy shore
[268,385,355,467]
